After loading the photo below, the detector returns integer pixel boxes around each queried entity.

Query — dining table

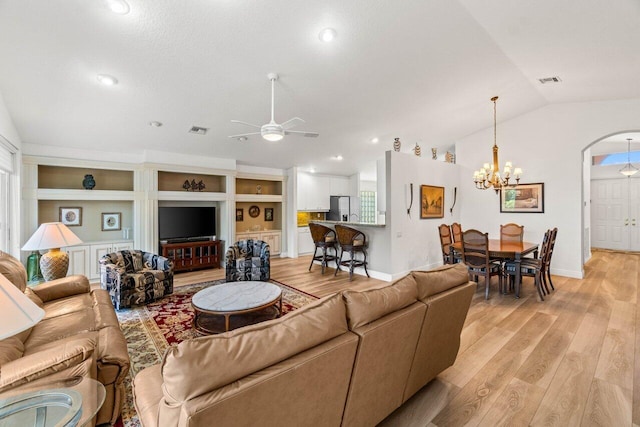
[449,239,539,298]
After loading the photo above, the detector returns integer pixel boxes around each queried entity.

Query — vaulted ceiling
[1,0,639,177]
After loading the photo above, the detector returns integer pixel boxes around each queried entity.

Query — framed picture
[500,183,545,213]
[59,207,82,226]
[101,212,122,231]
[420,185,445,219]
[265,208,274,222]
[236,208,244,221]
[248,205,260,218]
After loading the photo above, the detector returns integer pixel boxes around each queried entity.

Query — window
[360,191,376,224]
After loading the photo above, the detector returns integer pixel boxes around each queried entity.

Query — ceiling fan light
[262,130,284,142]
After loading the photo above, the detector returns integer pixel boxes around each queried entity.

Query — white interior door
[628,179,640,250]
[591,178,640,251]
[591,179,628,250]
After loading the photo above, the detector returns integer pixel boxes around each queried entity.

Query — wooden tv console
[160,240,223,272]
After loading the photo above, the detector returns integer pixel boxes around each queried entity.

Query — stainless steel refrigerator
[328,196,361,222]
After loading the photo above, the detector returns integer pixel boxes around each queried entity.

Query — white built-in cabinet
[65,240,134,281]
[236,231,282,255]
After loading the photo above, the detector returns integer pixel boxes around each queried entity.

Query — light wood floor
[174,250,639,427]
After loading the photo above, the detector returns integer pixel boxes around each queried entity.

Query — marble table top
[192,281,282,312]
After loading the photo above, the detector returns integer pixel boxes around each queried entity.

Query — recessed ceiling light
[97,74,118,86]
[237,136,248,141]
[371,137,379,144]
[318,28,337,43]
[333,155,343,161]
[309,168,315,173]
[149,121,163,127]
[106,0,130,14]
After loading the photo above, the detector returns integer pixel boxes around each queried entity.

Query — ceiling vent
[189,126,208,135]
[538,76,562,84]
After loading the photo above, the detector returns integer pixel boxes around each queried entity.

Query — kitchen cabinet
[297,173,331,210]
[330,177,350,196]
[297,227,315,255]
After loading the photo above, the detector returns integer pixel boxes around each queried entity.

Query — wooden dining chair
[500,223,524,242]
[541,227,558,292]
[451,223,462,243]
[460,229,502,299]
[438,224,454,264]
[503,228,552,300]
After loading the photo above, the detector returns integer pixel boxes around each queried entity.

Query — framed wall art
[102,212,122,231]
[500,183,545,213]
[236,208,244,221]
[59,207,82,226]
[265,208,274,222]
[420,185,444,219]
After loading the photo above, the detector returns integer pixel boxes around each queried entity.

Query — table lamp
[21,222,83,281]
[0,272,45,340]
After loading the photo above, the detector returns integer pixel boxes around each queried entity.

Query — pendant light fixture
[619,138,638,177]
[473,96,522,192]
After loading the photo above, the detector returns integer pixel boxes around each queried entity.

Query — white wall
[456,98,640,279]
[387,150,461,278]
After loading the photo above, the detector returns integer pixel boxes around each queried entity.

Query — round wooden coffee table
[192,281,282,334]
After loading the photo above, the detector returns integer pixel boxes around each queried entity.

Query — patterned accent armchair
[99,250,174,310]
[225,239,270,282]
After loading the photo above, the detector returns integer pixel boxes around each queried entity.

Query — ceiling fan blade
[228,132,261,138]
[281,117,305,130]
[230,120,262,129]
[284,130,320,138]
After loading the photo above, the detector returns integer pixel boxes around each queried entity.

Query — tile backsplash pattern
[297,211,326,227]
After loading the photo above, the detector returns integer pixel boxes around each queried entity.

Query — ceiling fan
[229,73,319,142]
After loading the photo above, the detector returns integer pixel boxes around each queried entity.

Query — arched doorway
[582,130,640,265]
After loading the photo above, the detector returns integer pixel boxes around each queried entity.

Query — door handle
[633,219,637,226]
[625,218,630,226]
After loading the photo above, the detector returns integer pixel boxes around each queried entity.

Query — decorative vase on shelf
[414,143,421,157]
[82,174,96,190]
[393,137,401,152]
[431,148,437,160]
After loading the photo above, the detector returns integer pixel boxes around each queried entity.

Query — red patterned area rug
[114,279,317,427]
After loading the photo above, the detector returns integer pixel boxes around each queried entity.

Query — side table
[0,376,105,427]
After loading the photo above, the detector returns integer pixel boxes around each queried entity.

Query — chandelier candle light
[473,96,522,192]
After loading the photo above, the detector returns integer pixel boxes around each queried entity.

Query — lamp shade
[0,273,44,340]
[21,222,83,251]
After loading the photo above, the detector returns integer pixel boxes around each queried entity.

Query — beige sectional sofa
[0,251,130,426]
[133,263,475,427]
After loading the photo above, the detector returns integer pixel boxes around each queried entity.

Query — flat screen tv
[158,206,216,241]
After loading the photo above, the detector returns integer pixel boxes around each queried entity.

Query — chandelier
[619,138,638,177]
[473,96,522,192]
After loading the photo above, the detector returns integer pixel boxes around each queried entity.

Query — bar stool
[334,224,370,281]
[308,223,338,274]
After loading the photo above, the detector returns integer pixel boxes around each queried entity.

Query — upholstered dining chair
[334,224,370,281]
[460,229,502,299]
[438,224,454,264]
[225,239,270,282]
[500,223,524,242]
[451,222,462,243]
[308,222,338,274]
[100,249,174,310]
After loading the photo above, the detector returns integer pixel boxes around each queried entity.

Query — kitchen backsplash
[297,211,326,227]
